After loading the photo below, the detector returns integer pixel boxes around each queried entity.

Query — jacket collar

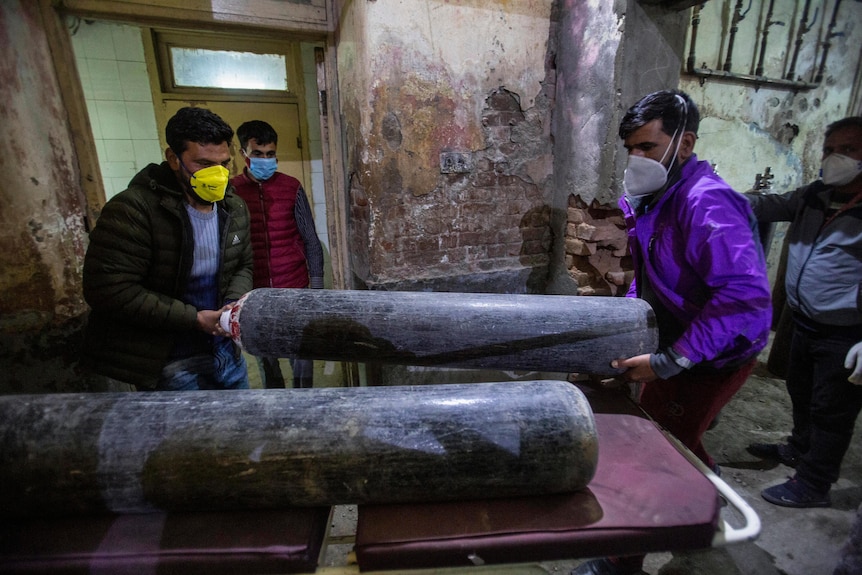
[637,154,699,214]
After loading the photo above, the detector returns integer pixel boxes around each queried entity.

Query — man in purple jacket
[572,90,772,575]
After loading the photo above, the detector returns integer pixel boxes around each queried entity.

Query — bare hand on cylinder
[611,354,658,384]
[197,303,235,337]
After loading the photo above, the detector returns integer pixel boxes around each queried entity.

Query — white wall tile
[102,161,136,179]
[311,171,326,204]
[103,139,135,163]
[86,99,102,140]
[133,139,164,168]
[77,21,116,60]
[118,61,152,102]
[95,101,131,139]
[112,25,145,62]
[305,107,322,144]
[76,57,92,96]
[314,203,328,232]
[125,102,159,139]
[93,138,106,164]
[304,75,319,110]
[88,59,121,101]
[107,177,132,200]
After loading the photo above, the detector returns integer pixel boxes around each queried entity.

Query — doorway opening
[68,17,343,387]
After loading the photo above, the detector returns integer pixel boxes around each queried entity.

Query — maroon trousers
[639,359,756,469]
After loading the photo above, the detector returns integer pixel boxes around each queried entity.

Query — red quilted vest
[231,171,309,288]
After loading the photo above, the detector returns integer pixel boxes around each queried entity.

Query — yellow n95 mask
[190,165,229,202]
[183,162,229,203]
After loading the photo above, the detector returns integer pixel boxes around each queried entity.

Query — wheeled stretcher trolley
[0,290,759,573]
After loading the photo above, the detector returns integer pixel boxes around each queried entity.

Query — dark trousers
[787,318,862,493]
[259,356,314,389]
[289,357,314,388]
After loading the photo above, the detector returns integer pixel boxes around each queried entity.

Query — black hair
[825,116,862,138]
[165,107,233,156]
[236,120,279,150]
[619,89,700,140]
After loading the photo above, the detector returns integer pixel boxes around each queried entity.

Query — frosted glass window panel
[170,47,288,91]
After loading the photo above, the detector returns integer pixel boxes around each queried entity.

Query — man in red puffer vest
[231,120,325,388]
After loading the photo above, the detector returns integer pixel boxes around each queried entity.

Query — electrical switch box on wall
[440,152,472,174]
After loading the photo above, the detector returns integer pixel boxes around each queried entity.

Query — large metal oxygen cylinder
[221,288,657,375]
[1,381,597,518]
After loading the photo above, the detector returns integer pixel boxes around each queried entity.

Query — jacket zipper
[258,182,274,288]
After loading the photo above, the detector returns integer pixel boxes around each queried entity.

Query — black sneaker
[761,477,830,508]
[746,442,800,467]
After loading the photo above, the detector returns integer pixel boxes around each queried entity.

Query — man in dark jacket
[231,120,325,388]
[746,116,862,508]
[83,106,253,391]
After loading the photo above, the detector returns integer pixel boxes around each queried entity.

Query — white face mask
[623,131,681,198]
[623,155,669,197]
[821,153,862,187]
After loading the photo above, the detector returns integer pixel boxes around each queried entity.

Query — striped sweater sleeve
[294,186,325,288]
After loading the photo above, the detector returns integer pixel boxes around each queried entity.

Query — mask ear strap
[666,94,688,172]
[178,158,194,178]
[675,94,688,122]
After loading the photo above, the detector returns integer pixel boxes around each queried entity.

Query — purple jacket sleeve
[669,182,772,366]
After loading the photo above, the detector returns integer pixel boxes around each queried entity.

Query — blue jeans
[787,316,862,492]
[157,341,249,391]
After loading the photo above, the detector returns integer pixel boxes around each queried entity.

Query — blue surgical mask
[249,157,277,181]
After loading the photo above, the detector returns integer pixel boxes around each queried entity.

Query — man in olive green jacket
[83,107,253,391]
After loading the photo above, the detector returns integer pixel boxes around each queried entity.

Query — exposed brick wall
[564,195,633,296]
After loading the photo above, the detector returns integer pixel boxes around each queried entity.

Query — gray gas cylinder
[1,380,597,517]
[222,288,657,375]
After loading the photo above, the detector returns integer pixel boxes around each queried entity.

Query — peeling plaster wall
[679,0,862,284]
[682,0,861,192]
[557,0,860,296]
[338,0,556,292]
[0,1,100,393]
[555,0,687,295]
[0,2,88,324]
[554,0,624,210]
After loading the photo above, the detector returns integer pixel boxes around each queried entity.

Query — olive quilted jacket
[82,162,252,389]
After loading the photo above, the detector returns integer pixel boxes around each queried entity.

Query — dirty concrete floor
[321,350,862,575]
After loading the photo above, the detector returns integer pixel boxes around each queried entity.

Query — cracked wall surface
[0,1,99,393]
[338,0,556,293]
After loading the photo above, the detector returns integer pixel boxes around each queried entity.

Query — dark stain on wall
[382,111,403,150]
[0,1,93,394]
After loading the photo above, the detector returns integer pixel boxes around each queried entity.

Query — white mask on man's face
[821,153,862,187]
[623,131,680,198]
[623,155,669,197]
